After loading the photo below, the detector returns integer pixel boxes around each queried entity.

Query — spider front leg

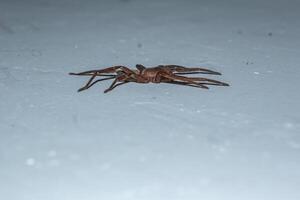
[78,75,116,92]
[69,66,130,76]
[69,66,135,92]
[104,80,129,93]
[103,73,135,93]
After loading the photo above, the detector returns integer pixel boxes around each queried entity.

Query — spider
[69,64,229,93]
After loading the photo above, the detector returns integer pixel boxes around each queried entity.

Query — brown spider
[69,64,229,93]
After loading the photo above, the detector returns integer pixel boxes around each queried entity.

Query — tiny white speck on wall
[47,150,57,157]
[25,158,36,166]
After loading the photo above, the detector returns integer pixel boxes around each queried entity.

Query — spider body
[69,64,229,93]
[135,66,166,83]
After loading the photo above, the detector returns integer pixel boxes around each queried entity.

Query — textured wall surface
[0,0,300,199]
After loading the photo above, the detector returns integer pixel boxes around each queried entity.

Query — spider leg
[70,73,114,77]
[76,72,97,92]
[162,65,222,75]
[161,79,209,89]
[174,72,217,75]
[70,66,137,92]
[77,76,116,92]
[103,78,118,93]
[104,81,129,93]
[103,74,135,93]
[87,76,116,89]
[181,77,229,86]
[159,73,209,89]
[69,65,133,76]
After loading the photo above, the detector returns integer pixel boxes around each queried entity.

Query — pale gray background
[0,0,300,199]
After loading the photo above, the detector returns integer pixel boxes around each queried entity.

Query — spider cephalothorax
[69,64,229,93]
